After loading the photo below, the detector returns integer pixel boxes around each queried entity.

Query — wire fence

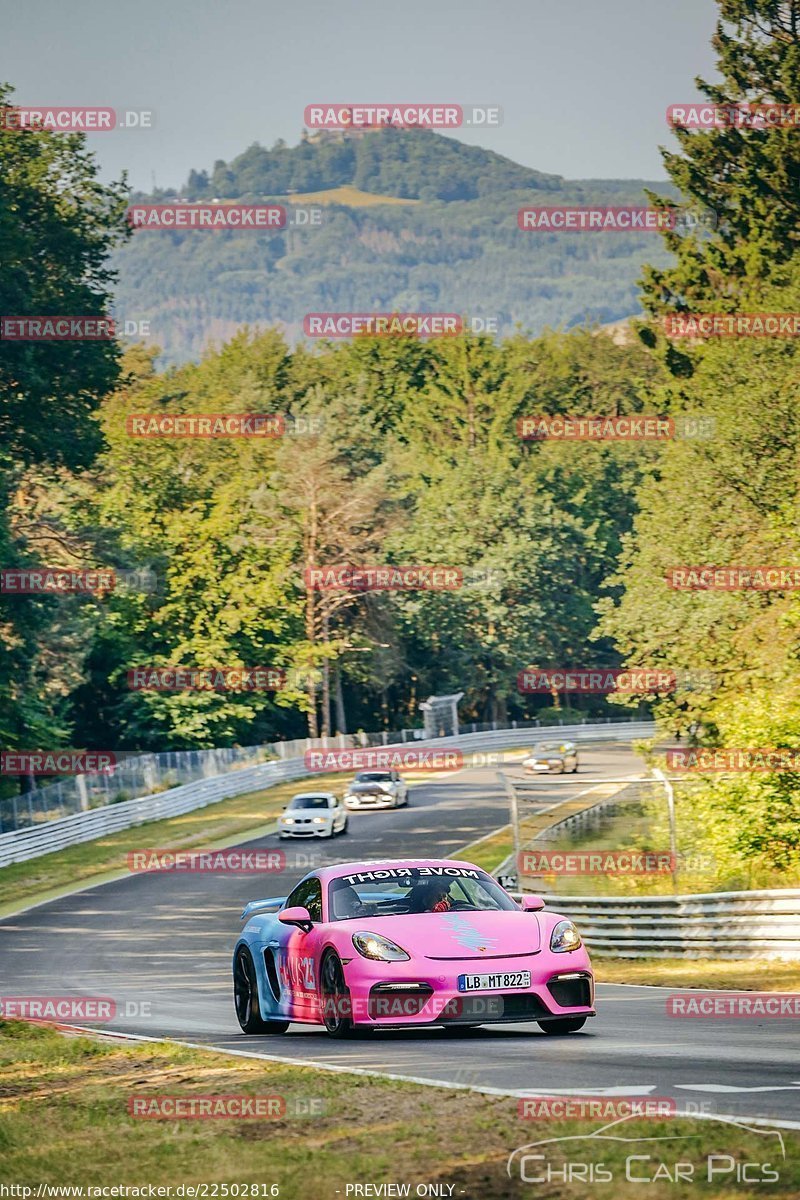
[0,712,627,833]
[504,771,717,897]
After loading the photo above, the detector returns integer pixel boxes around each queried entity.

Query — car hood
[348,781,393,794]
[349,909,541,959]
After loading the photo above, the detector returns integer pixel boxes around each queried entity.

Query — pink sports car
[233,858,595,1038]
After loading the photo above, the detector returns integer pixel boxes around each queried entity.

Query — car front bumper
[340,952,594,1027]
[344,794,396,809]
[279,824,333,837]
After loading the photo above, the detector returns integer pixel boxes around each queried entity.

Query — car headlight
[550,920,582,953]
[312,816,327,824]
[352,932,410,961]
[282,817,295,824]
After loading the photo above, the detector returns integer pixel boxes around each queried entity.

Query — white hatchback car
[278,792,348,838]
[343,770,409,810]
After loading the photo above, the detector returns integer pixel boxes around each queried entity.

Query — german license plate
[458,971,531,991]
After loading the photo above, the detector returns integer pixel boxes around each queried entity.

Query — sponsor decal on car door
[278,936,318,1018]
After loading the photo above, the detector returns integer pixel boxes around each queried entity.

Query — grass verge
[0,1019,797,1198]
[595,957,800,991]
[452,824,514,873]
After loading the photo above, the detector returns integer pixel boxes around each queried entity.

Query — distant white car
[343,770,409,810]
[278,792,348,838]
[522,741,579,774]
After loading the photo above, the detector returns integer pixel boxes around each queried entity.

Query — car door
[276,877,323,1018]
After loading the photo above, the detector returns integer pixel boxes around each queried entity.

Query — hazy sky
[2,0,720,191]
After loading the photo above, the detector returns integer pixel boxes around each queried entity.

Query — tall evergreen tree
[640,0,800,319]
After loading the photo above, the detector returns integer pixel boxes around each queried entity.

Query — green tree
[0,81,128,776]
[640,0,800,318]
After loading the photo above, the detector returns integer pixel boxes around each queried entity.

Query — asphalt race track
[1,742,798,1126]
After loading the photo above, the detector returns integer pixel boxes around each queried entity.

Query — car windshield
[289,796,330,810]
[533,743,564,755]
[328,867,518,921]
[354,772,392,783]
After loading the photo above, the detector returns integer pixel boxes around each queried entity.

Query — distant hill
[115,128,677,363]
[172,126,566,203]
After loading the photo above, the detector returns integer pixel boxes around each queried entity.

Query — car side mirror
[278,905,313,931]
[520,894,546,912]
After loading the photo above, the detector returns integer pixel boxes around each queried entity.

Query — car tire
[537,1016,588,1034]
[320,951,355,1038]
[233,947,289,1035]
[340,818,349,835]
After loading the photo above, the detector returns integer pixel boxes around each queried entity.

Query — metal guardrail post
[499,771,520,875]
[652,766,678,893]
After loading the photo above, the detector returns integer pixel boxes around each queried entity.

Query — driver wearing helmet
[409,879,453,913]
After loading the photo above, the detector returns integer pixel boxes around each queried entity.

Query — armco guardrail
[0,758,308,869]
[537,890,800,960]
[0,719,652,868]
[0,715,650,831]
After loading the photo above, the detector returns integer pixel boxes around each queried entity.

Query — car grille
[547,972,593,1008]
[368,982,433,1019]
[441,993,550,1022]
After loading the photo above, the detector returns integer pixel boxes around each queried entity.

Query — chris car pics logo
[507,1113,785,1185]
